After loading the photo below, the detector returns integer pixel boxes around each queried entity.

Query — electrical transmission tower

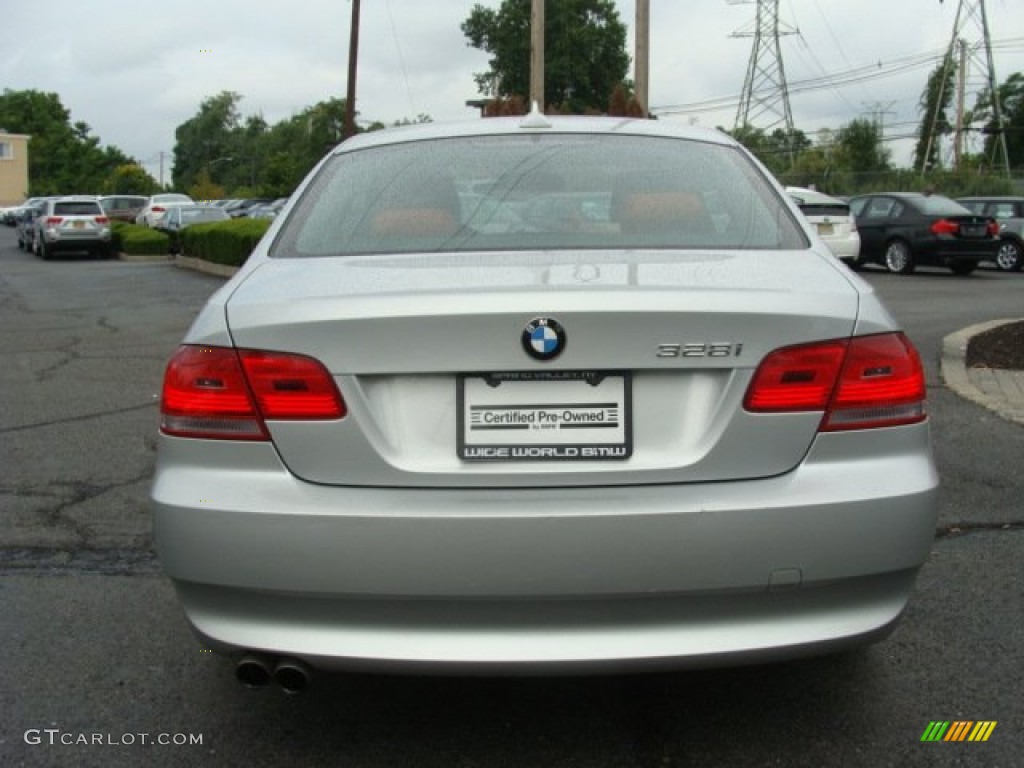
[921,0,1010,175]
[729,0,797,136]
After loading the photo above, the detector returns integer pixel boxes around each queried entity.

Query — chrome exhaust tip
[235,654,273,688]
[273,657,311,694]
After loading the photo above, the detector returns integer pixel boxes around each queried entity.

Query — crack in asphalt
[96,315,120,334]
[0,401,157,435]
[44,470,156,546]
[34,334,83,382]
[0,547,161,576]
[935,521,1024,539]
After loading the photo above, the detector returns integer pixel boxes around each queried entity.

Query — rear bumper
[915,237,998,264]
[823,235,860,261]
[152,424,939,670]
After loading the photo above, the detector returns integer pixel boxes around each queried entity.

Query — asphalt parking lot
[0,227,1021,767]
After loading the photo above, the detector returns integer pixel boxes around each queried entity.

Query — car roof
[331,115,739,155]
[850,192,929,200]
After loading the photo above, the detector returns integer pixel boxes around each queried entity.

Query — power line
[652,37,1023,118]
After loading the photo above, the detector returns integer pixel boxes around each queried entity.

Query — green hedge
[181,218,271,267]
[111,221,169,255]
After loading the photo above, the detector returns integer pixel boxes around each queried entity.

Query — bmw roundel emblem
[522,317,566,361]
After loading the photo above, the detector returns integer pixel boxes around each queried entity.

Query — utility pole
[954,38,968,171]
[635,0,650,116]
[343,0,361,140]
[530,0,545,111]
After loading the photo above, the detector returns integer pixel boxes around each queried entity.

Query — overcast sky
[2,0,1022,183]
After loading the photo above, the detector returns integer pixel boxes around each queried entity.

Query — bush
[111,221,169,255]
[180,218,271,267]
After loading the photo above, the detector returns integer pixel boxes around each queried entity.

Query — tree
[833,119,890,174]
[462,0,630,114]
[187,169,226,202]
[729,125,811,174]
[103,164,160,195]
[975,71,1024,170]
[172,91,243,192]
[913,56,957,172]
[0,89,135,194]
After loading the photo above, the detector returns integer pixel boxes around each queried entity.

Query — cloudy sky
[2,0,1021,183]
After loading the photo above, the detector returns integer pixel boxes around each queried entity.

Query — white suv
[34,196,112,260]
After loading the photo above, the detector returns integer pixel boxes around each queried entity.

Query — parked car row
[786,189,1018,276]
[197,196,290,220]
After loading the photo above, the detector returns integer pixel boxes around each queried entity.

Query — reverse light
[744,333,926,431]
[160,345,346,440]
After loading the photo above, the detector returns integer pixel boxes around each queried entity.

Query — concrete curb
[941,319,1024,426]
[173,254,239,278]
[117,252,173,264]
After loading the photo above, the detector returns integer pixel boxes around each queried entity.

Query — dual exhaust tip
[236,654,311,694]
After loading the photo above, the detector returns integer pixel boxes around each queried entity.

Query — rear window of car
[798,203,850,217]
[918,195,971,216]
[54,202,102,216]
[272,134,807,258]
[101,197,145,209]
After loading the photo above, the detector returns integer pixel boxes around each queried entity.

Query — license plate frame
[457,371,632,461]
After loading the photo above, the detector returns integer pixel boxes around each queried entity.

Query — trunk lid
[223,250,862,487]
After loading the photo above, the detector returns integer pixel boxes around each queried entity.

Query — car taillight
[930,219,959,236]
[987,220,1000,236]
[45,217,63,226]
[744,333,926,431]
[95,216,109,225]
[152,206,165,213]
[160,345,346,440]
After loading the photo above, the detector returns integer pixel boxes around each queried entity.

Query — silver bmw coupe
[152,113,938,691]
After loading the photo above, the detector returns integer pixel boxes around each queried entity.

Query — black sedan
[849,192,999,275]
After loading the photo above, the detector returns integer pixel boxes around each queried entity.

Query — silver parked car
[33,196,112,259]
[152,114,938,691]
